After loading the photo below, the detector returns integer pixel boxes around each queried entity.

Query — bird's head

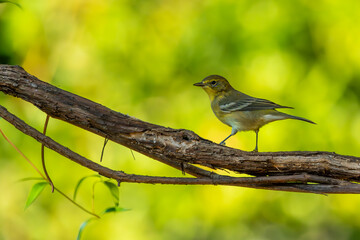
[194,75,233,99]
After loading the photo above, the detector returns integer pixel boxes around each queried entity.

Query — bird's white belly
[220,112,284,131]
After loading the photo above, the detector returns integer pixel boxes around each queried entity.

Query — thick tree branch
[0,104,358,194]
[1,103,360,194]
[1,64,360,194]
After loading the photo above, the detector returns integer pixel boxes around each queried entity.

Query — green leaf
[102,206,130,214]
[103,181,119,206]
[76,218,94,240]
[73,175,101,201]
[25,182,48,209]
[0,1,22,9]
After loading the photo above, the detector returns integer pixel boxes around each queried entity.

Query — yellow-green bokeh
[1,0,360,239]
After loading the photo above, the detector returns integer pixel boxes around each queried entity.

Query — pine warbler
[194,75,315,152]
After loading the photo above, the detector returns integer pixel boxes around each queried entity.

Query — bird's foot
[252,148,258,152]
[219,141,226,146]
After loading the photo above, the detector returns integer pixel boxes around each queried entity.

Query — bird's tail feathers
[282,113,316,124]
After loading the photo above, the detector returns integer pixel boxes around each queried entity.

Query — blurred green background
[1,0,360,239]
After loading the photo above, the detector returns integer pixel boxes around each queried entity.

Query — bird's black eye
[210,81,217,86]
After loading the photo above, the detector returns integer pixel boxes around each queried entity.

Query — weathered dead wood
[1,64,360,194]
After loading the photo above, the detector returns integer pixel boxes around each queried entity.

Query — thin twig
[41,115,54,192]
[130,149,136,160]
[0,127,44,178]
[100,137,109,162]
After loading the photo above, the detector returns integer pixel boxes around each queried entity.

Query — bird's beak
[193,82,205,87]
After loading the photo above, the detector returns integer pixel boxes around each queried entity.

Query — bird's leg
[219,134,232,145]
[219,128,237,145]
[253,129,259,152]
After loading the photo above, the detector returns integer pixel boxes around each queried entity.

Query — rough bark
[1,64,360,194]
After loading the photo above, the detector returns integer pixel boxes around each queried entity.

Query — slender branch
[1,64,360,194]
[115,172,360,194]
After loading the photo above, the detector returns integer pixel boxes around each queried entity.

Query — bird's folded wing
[219,97,293,112]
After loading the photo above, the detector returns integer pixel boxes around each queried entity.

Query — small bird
[194,75,315,152]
